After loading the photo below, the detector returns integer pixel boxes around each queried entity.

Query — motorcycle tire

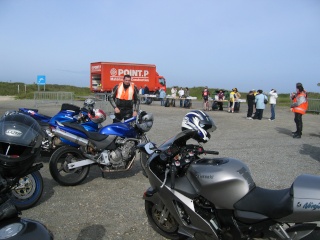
[49,146,90,186]
[11,171,43,210]
[145,200,187,240]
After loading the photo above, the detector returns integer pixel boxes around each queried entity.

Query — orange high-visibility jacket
[116,83,135,100]
[292,91,308,115]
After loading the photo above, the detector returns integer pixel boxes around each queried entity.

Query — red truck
[90,62,166,94]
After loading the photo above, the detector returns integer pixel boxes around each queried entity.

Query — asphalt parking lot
[0,97,319,240]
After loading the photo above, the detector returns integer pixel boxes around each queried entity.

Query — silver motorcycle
[139,129,320,240]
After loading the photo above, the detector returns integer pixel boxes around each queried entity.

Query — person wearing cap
[290,83,308,138]
[268,89,278,121]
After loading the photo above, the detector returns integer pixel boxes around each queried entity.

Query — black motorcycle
[0,113,53,239]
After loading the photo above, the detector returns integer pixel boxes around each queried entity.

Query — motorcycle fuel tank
[187,157,255,209]
[99,122,137,138]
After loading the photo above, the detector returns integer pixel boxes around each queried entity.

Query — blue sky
[0,0,319,93]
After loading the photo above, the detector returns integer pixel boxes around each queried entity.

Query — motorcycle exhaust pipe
[52,127,88,147]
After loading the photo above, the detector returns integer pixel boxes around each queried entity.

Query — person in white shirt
[178,87,185,107]
[269,89,278,121]
[171,87,177,107]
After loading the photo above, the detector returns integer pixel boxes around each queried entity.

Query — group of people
[245,83,308,139]
[109,76,308,139]
[246,89,273,120]
[170,86,190,107]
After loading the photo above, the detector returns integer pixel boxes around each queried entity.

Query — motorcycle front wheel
[49,146,90,186]
[11,171,43,210]
[145,200,187,240]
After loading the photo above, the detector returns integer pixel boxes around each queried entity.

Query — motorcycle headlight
[0,223,24,239]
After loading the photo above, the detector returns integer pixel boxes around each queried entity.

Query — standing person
[253,90,267,120]
[202,86,210,111]
[184,87,190,108]
[178,87,185,107]
[217,90,225,111]
[246,90,255,119]
[291,83,308,139]
[228,88,236,113]
[109,74,140,123]
[268,89,278,121]
[159,88,166,106]
[139,86,144,95]
[144,84,150,94]
[170,86,177,107]
[234,88,241,112]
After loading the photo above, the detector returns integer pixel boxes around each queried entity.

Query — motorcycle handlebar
[204,150,219,155]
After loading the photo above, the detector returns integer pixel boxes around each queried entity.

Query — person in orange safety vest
[110,74,140,123]
[290,82,308,139]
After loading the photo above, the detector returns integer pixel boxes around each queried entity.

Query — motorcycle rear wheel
[11,171,43,210]
[145,200,187,240]
[49,146,90,186]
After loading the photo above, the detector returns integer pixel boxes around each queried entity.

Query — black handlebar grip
[204,150,219,155]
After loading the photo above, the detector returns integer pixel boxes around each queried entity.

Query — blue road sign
[37,75,46,85]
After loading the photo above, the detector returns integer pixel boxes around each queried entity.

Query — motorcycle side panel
[99,123,137,138]
[280,174,320,222]
[50,110,78,124]
[19,108,51,123]
[187,158,255,209]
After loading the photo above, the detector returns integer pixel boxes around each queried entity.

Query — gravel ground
[0,97,319,240]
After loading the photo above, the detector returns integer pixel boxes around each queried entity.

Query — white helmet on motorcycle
[136,111,153,132]
[88,109,106,124]
[0,114,43,178]
[181,110,216,143]
[84,98,95,111]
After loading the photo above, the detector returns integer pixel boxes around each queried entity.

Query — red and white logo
[110,68,117,76]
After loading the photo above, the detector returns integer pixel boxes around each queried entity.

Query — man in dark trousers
[290,82,308,138]
[110,74,140,123]
[144,84,150,94]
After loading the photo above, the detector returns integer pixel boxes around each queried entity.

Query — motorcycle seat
[62,122,108,141]
[234,186,293,219]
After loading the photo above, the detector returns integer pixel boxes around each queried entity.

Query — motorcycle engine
[108,140,136,168]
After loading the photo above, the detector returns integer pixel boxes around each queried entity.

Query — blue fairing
[49,110,79,125]
[19,108,51,123]
[49,110,99,132]
[99,123,137,138]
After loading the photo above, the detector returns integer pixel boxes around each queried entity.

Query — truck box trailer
[90,62,166,94]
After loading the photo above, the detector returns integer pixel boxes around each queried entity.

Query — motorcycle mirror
[145,142,156,155]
